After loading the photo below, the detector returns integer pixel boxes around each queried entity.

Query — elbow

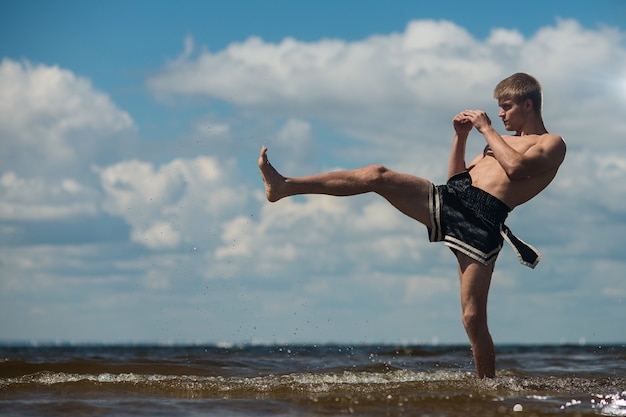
[506,170,529,181]
[504,163,531,180]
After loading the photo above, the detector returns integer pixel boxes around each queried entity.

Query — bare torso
[467,134,561,209]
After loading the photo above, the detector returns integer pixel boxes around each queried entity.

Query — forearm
[448,133,468,178]
[480,126,525,177]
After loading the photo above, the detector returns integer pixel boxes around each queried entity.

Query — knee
[362,164,389,184]
[462,309,487,338]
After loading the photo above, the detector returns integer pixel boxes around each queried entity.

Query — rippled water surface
[1,344,625,416]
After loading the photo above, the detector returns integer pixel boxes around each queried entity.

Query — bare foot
[258,146,286,202]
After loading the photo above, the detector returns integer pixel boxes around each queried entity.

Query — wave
[2,344,625,416]
[3,368,626,411]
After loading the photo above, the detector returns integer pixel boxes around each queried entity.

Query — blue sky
[1,0,625,346]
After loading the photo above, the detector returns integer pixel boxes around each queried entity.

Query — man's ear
[523,98,533,113]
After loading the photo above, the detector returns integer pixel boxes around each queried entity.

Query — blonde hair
[494,73,543,114]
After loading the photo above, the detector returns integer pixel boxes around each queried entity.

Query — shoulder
[504,133,565,151]
[540,133,566,152]
[537,134,566,164]
[541,133,564,143]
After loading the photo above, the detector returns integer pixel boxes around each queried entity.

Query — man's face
[497,98,526,132]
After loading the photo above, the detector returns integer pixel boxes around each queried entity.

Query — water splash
[560,391,626,416]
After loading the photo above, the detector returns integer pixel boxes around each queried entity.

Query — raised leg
[456,252,496,378]
[258,147,433,226]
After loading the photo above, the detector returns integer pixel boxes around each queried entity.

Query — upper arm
[513,135,566,179]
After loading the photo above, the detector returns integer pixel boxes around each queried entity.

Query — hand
[452,112,473,136]
[461,110,492,133]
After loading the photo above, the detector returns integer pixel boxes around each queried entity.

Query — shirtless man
[258,73,566,378]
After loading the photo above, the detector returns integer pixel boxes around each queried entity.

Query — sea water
[1,343,625,416]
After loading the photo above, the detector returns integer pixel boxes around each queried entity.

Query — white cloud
[214,192,441,285]
[487,28,525,46]
[214,195,353,275]
[275,118,312,150]
[147,20,497,122]
[0,171,99,220]
[131,221,182,250]
[260,118,317,176]
[0,58,135,176]
[148,19,626,152]
[97,155,248,249]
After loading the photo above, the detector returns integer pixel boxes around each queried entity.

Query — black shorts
[427,171,541,268]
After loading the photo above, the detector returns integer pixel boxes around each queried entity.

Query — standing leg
[258,147,433,226]
[457,253,496,378]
